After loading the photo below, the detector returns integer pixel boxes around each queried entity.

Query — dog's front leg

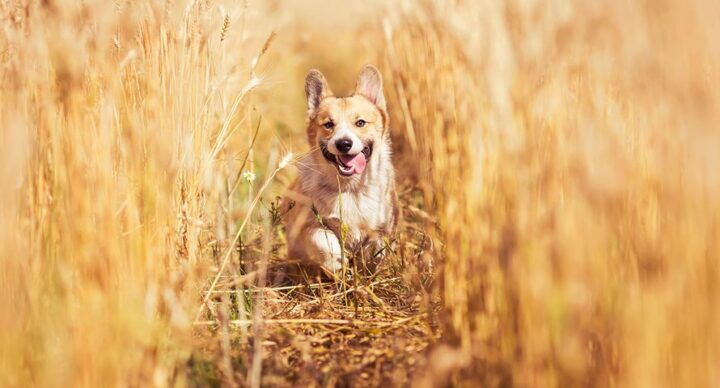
[307,227,346,272]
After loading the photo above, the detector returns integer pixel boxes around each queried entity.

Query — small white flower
[241,170,256,183]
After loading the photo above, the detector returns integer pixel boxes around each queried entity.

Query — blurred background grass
[2,0,720,386]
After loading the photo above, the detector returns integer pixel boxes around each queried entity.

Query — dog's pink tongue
[340,153,367,174]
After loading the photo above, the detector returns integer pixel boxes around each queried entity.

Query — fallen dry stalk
[193,314,425,328]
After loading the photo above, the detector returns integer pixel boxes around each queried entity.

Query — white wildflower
[241,170,256,183]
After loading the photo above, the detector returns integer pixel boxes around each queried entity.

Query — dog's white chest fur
[319,180,393,242]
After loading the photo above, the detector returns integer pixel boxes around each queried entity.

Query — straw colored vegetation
[1,0,719,386]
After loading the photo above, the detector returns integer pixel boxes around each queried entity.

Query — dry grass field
[2,0,720,386]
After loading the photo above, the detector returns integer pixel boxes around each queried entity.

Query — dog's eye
[323,121,335,130]
[355,119,366,128]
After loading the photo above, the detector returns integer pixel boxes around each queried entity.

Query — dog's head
[304,65,388,179]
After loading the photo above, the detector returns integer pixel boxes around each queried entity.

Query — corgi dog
[283,65,399,273]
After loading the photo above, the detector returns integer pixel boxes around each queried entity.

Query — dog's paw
[322,254,345,273]
[310,228,346,272]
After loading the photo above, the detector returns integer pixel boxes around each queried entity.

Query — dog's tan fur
[283,65,398,272]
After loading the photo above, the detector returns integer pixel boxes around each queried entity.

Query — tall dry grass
[0,1,282,385]
[2,0,720,386]
[383,0,720,386]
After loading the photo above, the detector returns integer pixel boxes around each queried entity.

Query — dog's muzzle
[320,141,373,176]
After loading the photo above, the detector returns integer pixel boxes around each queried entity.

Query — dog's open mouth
[321,142,373,177]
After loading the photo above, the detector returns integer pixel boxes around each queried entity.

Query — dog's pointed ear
[355,64,386,111]
[305,69,331,113]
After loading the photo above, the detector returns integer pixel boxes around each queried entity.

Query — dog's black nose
[335,138,353,153]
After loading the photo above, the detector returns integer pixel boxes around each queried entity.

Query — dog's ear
[305,69,331,113]
[355,64,386,111]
